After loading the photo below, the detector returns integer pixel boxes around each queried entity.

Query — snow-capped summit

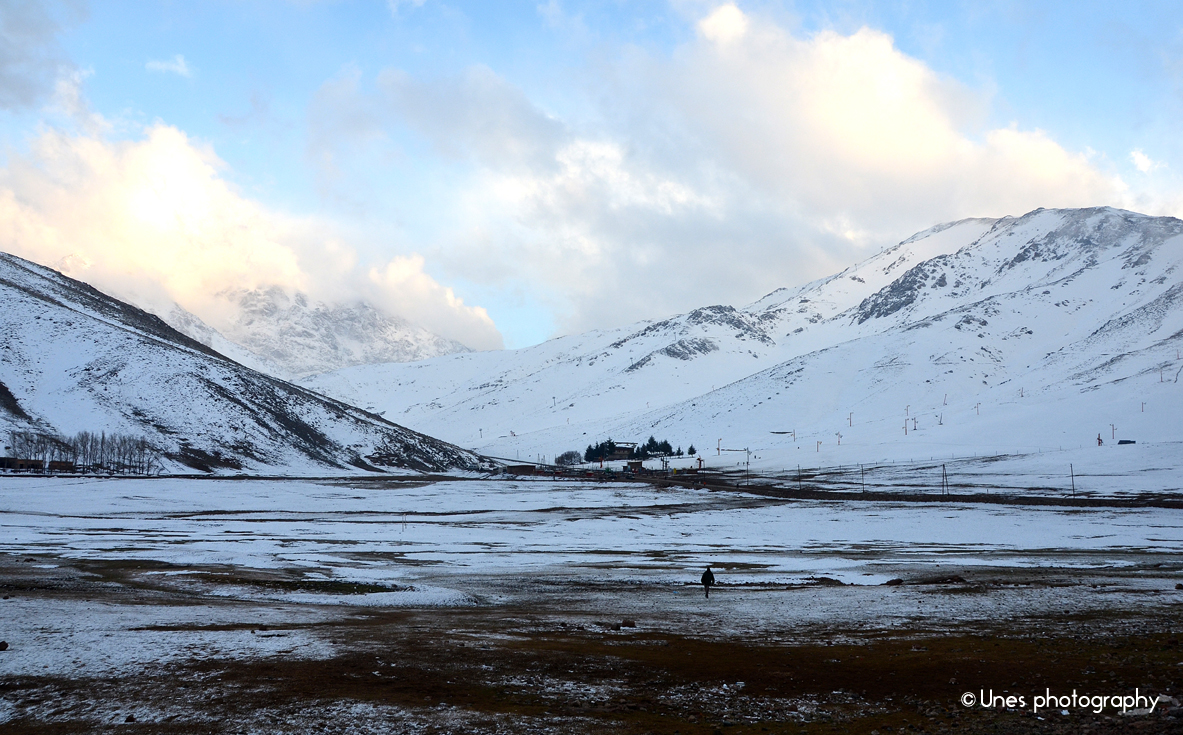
[166,287,470,381]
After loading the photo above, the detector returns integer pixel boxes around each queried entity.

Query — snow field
[3,476,1181,583]
[3,476,1182,684]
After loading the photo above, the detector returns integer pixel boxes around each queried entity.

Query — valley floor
[1,475,1181,733]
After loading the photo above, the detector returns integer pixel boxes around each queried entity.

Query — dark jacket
[701,568,715,586]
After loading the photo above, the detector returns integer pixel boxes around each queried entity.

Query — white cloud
[1130,149,1164,174]
[146,54,192,78]
[697,3,749,44]
[368,254,496,343]
[350,5,1130,337]
[47,66,110,134]
[646,19,1122,233]
[376,65,566,172]
[0,124,502,350]
[387,0,427,15]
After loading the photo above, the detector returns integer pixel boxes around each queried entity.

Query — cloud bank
[0,125,502,349]
[312,3,1130,337]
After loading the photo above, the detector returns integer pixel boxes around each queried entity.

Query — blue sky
[1,1,1181,349]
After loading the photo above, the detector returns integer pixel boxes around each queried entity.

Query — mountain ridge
[301,207,1183,468]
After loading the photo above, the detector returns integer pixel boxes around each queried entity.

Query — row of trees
[579,436,697,464]
[634,435,686,459]
[5,430,163,475]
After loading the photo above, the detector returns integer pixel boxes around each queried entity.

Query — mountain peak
[170,287,472,380]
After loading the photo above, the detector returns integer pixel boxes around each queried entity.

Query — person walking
[701,566,715,599]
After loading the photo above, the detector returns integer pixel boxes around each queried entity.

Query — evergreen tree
[688,445,696,456]
[584,439,619,462]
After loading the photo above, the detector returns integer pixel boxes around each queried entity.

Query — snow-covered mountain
[164,288,470,381]
[302,207,1183,470]
[0,252,490,474]
[162,301,289,378]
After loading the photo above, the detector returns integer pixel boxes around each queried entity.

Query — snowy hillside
[0,252,490,474]
[165,287,470,381]
[302,207,1183,477]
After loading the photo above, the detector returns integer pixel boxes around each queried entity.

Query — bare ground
[3,552,1183,734]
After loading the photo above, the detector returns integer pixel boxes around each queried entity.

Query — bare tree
[5,430,162,475]
[555,450,583,466]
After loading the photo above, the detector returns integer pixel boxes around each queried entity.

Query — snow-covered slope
[302,208,1183,470]
[168,287,470,381]
[0,252,490,473]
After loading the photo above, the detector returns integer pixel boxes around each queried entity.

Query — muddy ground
[3,551,1182,734]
